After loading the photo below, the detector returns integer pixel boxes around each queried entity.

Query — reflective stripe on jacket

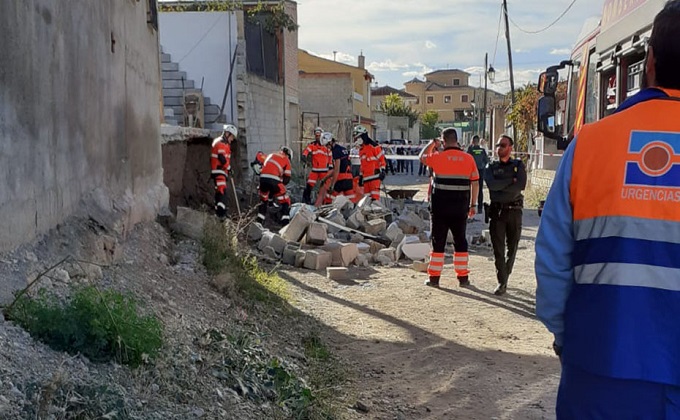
[303,142,332,172]
[211,138,231,178]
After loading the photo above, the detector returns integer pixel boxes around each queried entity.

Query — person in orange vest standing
[419,127,479,288]
[353,125,386,201]
[536,2,680,417]
[302,127,333,205]
[210,124,237,219]
[258,147,293,225]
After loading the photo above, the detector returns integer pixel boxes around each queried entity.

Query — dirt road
[279,176,560,419]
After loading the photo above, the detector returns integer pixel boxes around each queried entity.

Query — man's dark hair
[500,134,514,146]
[472,135,480,142]
[442,127,458,144]
[650,0,680,89]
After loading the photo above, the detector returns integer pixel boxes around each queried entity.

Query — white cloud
[550,48,572,55]
[425,40,437,49]
[367,59,409,72]
[317,51,356,65]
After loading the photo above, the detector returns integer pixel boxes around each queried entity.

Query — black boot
[458,276,470,287]
[494,283,507,296]
[424,276,440,288]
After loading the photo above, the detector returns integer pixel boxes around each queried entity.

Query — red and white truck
[537,0,667,149]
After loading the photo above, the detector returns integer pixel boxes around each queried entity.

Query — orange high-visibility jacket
[261,151,292,183]
[303,142,332,172]
[211,138,231,178]
[359,144,385,181]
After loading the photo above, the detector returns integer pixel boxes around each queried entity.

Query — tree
[420,110,440,139]
[380,93,420,128]
[508,81,567,154]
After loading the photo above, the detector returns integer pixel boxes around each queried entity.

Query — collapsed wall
[0,0,168,254]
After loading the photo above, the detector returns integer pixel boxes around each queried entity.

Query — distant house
[298,50,374,144]
[371,85,419,142]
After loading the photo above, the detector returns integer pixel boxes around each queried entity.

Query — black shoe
[494,283,507,296]
[458,276,470,287]
[424,276,440,288]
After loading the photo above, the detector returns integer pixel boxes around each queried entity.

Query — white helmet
[352,125,368,139]
[314,127,323,135]
[320,132,333,146]
[223,124,238,138]
[281,146,293,161]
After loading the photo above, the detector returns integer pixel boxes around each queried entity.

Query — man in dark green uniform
[484,135,527,296]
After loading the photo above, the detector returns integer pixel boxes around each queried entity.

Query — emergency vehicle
[537,0,667,149]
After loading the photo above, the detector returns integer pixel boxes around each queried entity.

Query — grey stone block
[363,219,386,236]
[303,250,333,271]
[248,222,265,242]
[305,222,328,245]
[268,234,288,255]
[326,267,349,281]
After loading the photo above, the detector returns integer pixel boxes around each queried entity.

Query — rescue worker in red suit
[302,127,333,205]
[353,125,386,201]
[258,147,293,225]
[323,133,357,203]
[210,124,237,219]
[419,127,479,288]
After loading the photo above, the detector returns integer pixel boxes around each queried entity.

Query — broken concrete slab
[401,243,431,261]
[305,222,328,246]
[282,243,301,266]
[280,205,315,242]
[363,219,386,236]
[395,235,421,261]
[390,232,406,249]
[326,267,349,281]
[346,210,365,230]
[303,250,333,271]
[294,250,307,268]
[396,211,426,234]
[247,222,265,242]
[173,206,207,240]
[385,222,404,242]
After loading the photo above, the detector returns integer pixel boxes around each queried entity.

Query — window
[461,94,469,103]
[415,97,420,105]
[453,78,460,86]
[584,48,599,124]
[426,96,434,104]
[444,95,451,104]
[626,57,645,99]
[245,13,281,84]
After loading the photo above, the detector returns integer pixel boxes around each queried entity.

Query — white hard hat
[352,125,367,139]
[223,124,238,138]
[314,127,323,135]
[281,146,293,161]
[320,132,333,146]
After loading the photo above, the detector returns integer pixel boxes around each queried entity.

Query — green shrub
[6,286,162,367]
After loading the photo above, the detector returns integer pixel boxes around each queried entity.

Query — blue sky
[297,0,604,93]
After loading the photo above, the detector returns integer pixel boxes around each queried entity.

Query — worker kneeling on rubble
[419,127,479,288]
[258,147,293,226]
[211,124,237,219]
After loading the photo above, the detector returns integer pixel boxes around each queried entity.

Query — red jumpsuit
[210,137,231,218]
[258,151,292,225]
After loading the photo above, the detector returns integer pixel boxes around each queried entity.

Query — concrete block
[401,243,431,261]
[363,219,386,236]
[354,253,370,267]
[248,223,265,242]
[395,235,421,261]
[377,247,397,263]
[303,250,333,271]
[305,222,328,246]
[323,243,359,267]
[264,246,279,260]
[411,260,429,273]
[326,267,349,281]
[173,207,207,240]
[280,206,315,242]
[390,232,405,249]
[357,243,371,254]
[258,231,275,251]
[396,211,425,234]
[346,210,365,230]
[294,250,307,268]
[350,233,364,243]
[268,234,287,255]
[385,222,404,242]
[282,243,301,265]
[332,195,351,211]
[365,239,386,255]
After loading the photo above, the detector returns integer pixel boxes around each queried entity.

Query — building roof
[424,69,471,76]
[371,85,417,98]
[404,77,424,84]
[298,49,374,80]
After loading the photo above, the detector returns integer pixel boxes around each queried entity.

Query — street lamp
[487,65,496,83]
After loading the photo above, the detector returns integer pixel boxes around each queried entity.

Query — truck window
[626,56,646,100]
[585,48,599,124]
[567,66,580,135]
[602,72,617,118]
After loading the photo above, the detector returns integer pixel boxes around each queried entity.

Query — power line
[507,0,577,35]
[492,2,503,64]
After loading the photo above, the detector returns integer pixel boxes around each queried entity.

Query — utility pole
[483,52,488,139]
[502,0,517,145]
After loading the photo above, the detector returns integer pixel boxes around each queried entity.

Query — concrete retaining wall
[0,0,167,253]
